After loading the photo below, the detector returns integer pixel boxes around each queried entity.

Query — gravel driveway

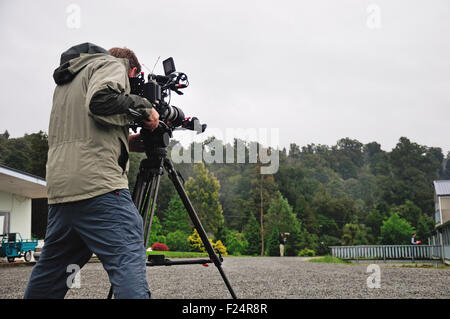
[0,257,449,299]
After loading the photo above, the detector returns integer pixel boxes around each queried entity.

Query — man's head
[109,47,141,78]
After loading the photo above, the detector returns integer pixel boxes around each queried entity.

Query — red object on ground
[151,242,169,251]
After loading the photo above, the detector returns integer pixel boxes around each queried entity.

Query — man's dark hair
[109,47,141,73]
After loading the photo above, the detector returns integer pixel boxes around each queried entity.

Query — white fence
[330,245,442,261]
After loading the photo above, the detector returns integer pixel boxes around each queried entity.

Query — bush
[188,229,204,252]
[166,230,190,251]
[151,242,169,251]
[226,232,248,256]
[212,239,228,256]
[298,248,315,257]
[381,213,415,245]
[188,229,228,255]
[219,228,248,255]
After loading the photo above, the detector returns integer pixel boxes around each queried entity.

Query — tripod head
[138,116,206,160]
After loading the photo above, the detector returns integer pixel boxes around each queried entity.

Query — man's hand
[128,133,145,153]
[142,108,159,131]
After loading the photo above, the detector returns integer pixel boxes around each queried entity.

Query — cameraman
[24,43,158,299]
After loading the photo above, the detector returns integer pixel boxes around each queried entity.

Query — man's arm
[90,88,152,119]
[85,59,158,129]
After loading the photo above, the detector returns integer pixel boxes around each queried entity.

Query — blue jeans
[24,189,150,299]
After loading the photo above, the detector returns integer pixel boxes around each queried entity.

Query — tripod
[107,127,237,299]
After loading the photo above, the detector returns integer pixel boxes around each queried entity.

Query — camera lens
[165,105,184,127]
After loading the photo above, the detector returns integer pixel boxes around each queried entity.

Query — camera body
[129,57,187,129]
[129,57,206,152]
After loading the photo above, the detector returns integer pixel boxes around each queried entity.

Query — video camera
[128,57,206,144]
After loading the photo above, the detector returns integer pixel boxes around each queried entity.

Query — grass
[307,255,450,269]
[147,251,209,258]
[386,262,450,269]
[307,255,351,264]
[146,251,257,258]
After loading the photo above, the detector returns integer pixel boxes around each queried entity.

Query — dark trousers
[24,189,150,299]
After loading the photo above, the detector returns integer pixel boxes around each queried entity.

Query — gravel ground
[0,257,449,299]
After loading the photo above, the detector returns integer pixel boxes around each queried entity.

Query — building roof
[428,219,450,235]
[0,164,47,198]
[434,180,450,197]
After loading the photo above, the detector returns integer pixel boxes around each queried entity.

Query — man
[24,43,159,299]
[278,232,287,257]
[411,233,421,245]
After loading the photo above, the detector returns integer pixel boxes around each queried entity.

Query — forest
[1,129,449,256]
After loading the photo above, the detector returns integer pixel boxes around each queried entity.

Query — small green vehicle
[0,233,38,263]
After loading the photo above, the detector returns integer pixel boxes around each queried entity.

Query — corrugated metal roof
[434,180,450,196]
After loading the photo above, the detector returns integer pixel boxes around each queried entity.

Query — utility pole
[260,173,264,256]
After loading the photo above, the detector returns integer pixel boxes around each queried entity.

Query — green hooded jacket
[46,43,152,204]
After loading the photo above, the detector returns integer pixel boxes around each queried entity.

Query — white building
[428,180,450,264]
[0,164,47,239]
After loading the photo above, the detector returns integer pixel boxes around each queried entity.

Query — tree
[265,229,281,256]
[342,223,361,246]
[163,195,192,235]
[147,216,166,248]
[284,226,305,256]
[27,131,48,178]
[185,163,224,234]
[388,137,442,213]
[127,152,144,194]
[2,138,30,171]
[264,192,300,237]
[380,213,415,245]
[416,214,435,242]
[365,209,385,243]
[248,166,278,256]
[2,130,9,139]
[443,152,450,179]
[391,200,422,230]
[243,213,261,255]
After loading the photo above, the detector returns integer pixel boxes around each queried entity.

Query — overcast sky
[1,0,449,154]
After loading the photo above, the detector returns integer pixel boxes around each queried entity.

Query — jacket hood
[53,42,110,85]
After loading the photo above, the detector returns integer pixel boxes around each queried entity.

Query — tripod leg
[164,158,237,299]
[141,178,154,233]
[144,173,162,248]
[133,165,148,210]
[107,286,113,299]
[132,168,143,204]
